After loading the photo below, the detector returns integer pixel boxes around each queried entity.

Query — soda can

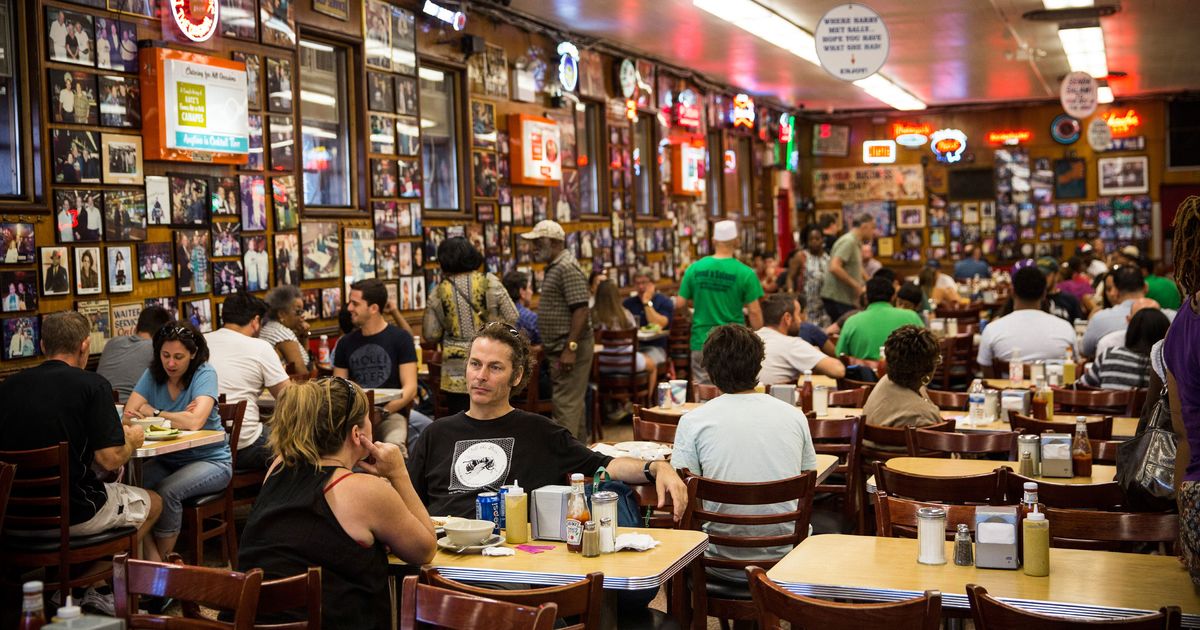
[498,485,514,529]
[476,492,501,534]
[657,382,672,408]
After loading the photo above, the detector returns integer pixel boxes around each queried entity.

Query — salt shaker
[916,506,947,565]
[598,517,615,554]
[953,524,974,566]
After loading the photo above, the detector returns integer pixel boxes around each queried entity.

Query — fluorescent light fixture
[302,125,337,140]
[1097,85,1114,103]
[1058,25,1108,78]
[300,40,334,52]
[1042,0,1093,8]
[418,67,445,82]
[853,75,926,111]
[299,90,337,106]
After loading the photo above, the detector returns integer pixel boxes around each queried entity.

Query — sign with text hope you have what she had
[140,48,249,164]
[815,4,889,81]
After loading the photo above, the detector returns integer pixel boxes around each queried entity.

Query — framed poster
[812,123,850,157]
[140,48,250,164]
[301,221,341,280]
[508,114,562,187]
[313,0,348,21]
[101,134,144,185]
[1098,156,1149,196]
[1053,158,1086,200]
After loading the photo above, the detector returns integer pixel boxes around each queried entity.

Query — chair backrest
[925,389,968,410]
[1051,387,1135,415]
[594,328,640,376]
[828,386,870,408]
[875,462,1005,505]
[1009,414,1113,440]
[425,358,449,419]
[421,567,602,630]
[400,575,558,630]
[1091,439,1121,465]
[635,405,683,426]
[693,383,720,403]
[935,304,982,324]
[967,584,1181,630]
[218,400,248,469]
[167,553,321,630]
[632,416,676,443]
[1044,508,1179,552]
[748,566,941,630]
[113,553,264,630]
[513,347,554,414]
[863,420,956,451]
[835,377,878,397]
[808,416,863,490]
[873,492,983,538]
[906,428,1018,459]
[0,443,70,544]
[0,461,14,526]
[681,471,816,572]
[1003,471,1126,510]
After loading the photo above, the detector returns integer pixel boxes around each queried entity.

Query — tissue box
[531,485,571,541]
[1000,389,1030,415]
[974,506,1019,570]
[1040,433,1073,477]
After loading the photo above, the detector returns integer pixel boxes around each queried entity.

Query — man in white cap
[520,220,592,439]
[820,213,876,321]
[679,219,763,385]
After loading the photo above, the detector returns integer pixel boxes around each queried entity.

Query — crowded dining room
[1,0,1199,627]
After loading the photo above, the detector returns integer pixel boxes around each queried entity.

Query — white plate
[437,534,504,554]
[144,430,182,441]
[613,441,672,460]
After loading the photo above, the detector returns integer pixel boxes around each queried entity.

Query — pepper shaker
[953,523,974,566]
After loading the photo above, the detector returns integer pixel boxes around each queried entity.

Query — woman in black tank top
[237,378,437,629]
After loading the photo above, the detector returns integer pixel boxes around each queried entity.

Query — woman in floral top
[798,225,831,328]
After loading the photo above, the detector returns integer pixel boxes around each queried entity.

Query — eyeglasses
[159,325,196,341]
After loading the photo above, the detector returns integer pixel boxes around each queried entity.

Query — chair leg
[191,511,205,566]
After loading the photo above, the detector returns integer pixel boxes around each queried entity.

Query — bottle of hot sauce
[565,473,589,553]
[19,581,45,630]
[800,370,814,413]
[1072,417,1093,478]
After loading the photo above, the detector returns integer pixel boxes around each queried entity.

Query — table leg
[128,458,143,487]
[600,589,618,630]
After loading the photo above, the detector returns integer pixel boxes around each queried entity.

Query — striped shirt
[260,320,310,368]
[1079,346,1152,390]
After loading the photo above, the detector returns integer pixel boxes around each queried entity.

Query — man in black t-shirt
[407,321,687,520]
[0,312,163,555]
[334,278,429,453]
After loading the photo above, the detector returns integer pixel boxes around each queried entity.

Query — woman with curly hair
[861,325,944,450]
[1166,196,1200,586]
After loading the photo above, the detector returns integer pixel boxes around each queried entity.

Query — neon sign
[732,93,755,129]
[986,129,1032,145]
[930,128,967,163]
[892,122,932,148]
[675,89,701,128]
[170,0,219,43]
[1103,109,1141,137]
[422,0,467,31]
[624,99,638,122]
[723,149,737,173]
[862,140,897,164]
[778,113,794,144]
[556,42,579,93]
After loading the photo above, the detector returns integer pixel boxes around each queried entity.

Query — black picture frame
[233,51,262,111]
[53,189,103,243]
[102,189,147,241]
[265,57,293,113]
[49,69,98,125]
[174,228,211,295]
[267,115,295,172]
[51,129,101,184]
[137,242,173,281]
[46,7,95,67]
[169,175,210,226]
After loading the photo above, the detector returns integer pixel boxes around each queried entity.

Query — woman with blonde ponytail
[237,377,436,629]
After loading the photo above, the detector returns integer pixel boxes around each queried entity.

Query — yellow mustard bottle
[504,480,528,544]
[1022,510,1050,577]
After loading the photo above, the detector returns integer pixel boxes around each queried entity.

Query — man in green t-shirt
[1139,256,1182,311]
[679,220,764,385]
[836,277,925,360]
[820,214,876,321]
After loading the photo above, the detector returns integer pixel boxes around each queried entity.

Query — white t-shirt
[977,309,1076,367]
[49,20,68,58]
[204,327,289,448]
[755,327,827,385]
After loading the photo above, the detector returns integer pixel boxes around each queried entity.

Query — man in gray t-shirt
[96,306,170,402]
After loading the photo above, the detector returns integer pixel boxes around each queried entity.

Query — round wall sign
[1086,117,1113,152]
[1060,71,1098,119]
[617,59,638,99]
[170,0,220,43]
[814,4,890,81]
[1051,114,1081,145]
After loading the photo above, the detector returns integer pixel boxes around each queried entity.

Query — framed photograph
[963,203,980,224]
[232,52,262,110]
[212,260,246,295]
[273,232,299,286]
[170,175,210,225]
[94,17,137,73]
[101,134,143,185]
[40,247,71,296]
[210,176,240,216]
[243,114,264,171]
[144,296,178,319]
[814,208,842,232]
[103,189,146,241]
[1053,158,1086,200]
[367,72,394,112]
[144,175,169,225]
[98,74,140,128]
[212,222,243,257]
[49,70,97,124]
[175,228,211,295]
[54,189,102,243]
[371,159,397,197]
[0,270,38,312]
[343,227,376,285]
[314,0,348,20]
[321,287,342,319]
[242,235,269,291]
[406,202,422,235]
[413,237,424,269]
[1098,156,1149,196]
[105,246,133,293]
[369,113,396,155]
[301,289,320,319]
[398,277,413,310]
[471,101,497,149]
[137,242,172,281]
[364,0,391,71]
[108,0,154,17]
[271,175,298,231]
[46,8,94,67]
[812,123,850,157]
[51,129,101,184]
[268,115,295,171]
[477,202,496,222]
[396,117,419,156]
[74,246,102,295]
[473,151,498,198]
[395,76,418,115]
[374,201,398,239]
[390,5,416,75]
[301,221,341,281]
[398,159,421,198]
[183,298,214,333]
[239,175,267,231]
[413,275,426,309]
[266,57,293,113]
[219,0,258,40]
[259,0,296,48]
[2,316,40,360]
[377,243,398,279]
[397,241,413,275]
[0,222,35,264]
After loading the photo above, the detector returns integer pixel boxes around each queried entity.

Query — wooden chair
[1052,387,1142,417]
[1003,471,1126,510]
[1092,439,1122,465]
[636,404,684,426]
[747,565,941,630]
[906,428,1018,459]
[182,399,246,566]
[874,462,1006,505]
[668,314,692,383]
[693,383,720,403]
[0,443,137,605]
[932,333,975,389]
[874,491,983,538]
[113,552,264,629]
[512,346,555,417]
[808,415,865,534]
[400,575,558,630]
[591,329,653,438]
[632,415,676,443]
[861,420,957,464]
[421,567,602,630]
[926,389,969,410]
[167,553,322,630]
[834,371,879,395]
[935,304,983,326]
[828,386,871,408]
[1044,508,1179,552]
[682,471,816,630]
[967,584,1181,630]
[0,462,13,523]
[1010,413,1113,440]
[424,358,450,420]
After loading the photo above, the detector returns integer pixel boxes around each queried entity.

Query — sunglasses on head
[159,325,195,341]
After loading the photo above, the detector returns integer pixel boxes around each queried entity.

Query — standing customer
[520,220,593,439]
[793,225,832,328]
[423,236,518,415]
[1166,196,1200,586]
[821,214,876,321]
[261,285,312,379]
[679,219,763,385]
[123,322,231,562]
[96,305,170,402]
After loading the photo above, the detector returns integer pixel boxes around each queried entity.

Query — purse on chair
[1116,385,1178,512]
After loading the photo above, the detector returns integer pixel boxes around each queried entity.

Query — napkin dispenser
[530,485,571,541]
[974,506,1019,570]
[1040,433,1074,478]
[1000,389,1031,416]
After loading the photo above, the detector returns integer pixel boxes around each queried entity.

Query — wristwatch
[152,408,162,417]
[567,340,579,351]
[643,460,657,482]
[644,300,654,308]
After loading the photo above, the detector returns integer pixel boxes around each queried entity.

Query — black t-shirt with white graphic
[332,324,416,389]
[407,408,612,518]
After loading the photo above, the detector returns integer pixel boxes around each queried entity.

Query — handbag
[1116,385,1178,512]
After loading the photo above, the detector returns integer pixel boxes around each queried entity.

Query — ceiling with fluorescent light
[506,0,1200,112]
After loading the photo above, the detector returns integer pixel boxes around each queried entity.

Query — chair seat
[599,371,650,382]
[184,492,225,508]
[3,525,137,552]
[691,573,753,601]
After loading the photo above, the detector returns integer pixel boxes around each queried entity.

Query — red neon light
[732,94,755,129]
[170,0,219,43]
[892,122,932,139]
[1103,109,1141,137]
[675,102,700,128]
[934,138,962,154]
[986,130,1032,144]
[818,124,832,139]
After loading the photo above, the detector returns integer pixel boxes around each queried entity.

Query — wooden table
[258,387,407,411]
[885,456,1116,484]
[818,407,1137,440]
[134,429,226,458]
[768,534,1200,627]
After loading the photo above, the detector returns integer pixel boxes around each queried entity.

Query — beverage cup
[812,386,830,417]
[669,379,688,406]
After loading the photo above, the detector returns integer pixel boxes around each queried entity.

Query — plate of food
[144,426,182,440]
[613,441,672,460]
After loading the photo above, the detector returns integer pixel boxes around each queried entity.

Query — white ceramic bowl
[442,519,495,547]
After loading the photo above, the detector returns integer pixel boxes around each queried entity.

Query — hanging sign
[672,142,706,196]
[778,113,794,143]
[813,165,925,203]
[422,0,467,31]
[1051,114,1081,145]
[1060,71,1098,119]
[557,42,579,93]
[168,0,219,43]
[986,129,1032,145]
[616,59,638,99]
[675,88,701,128]
[140,47,249,164]
[862,140,896,163]
[732,93,755,129]
[892,122,931,148]
[1102,109,1141,137]
[1087,117,1113,151]
[508,114,562,186]
[929,128,967,163]
[1109,136,1145,151]
[814,3,890,81]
